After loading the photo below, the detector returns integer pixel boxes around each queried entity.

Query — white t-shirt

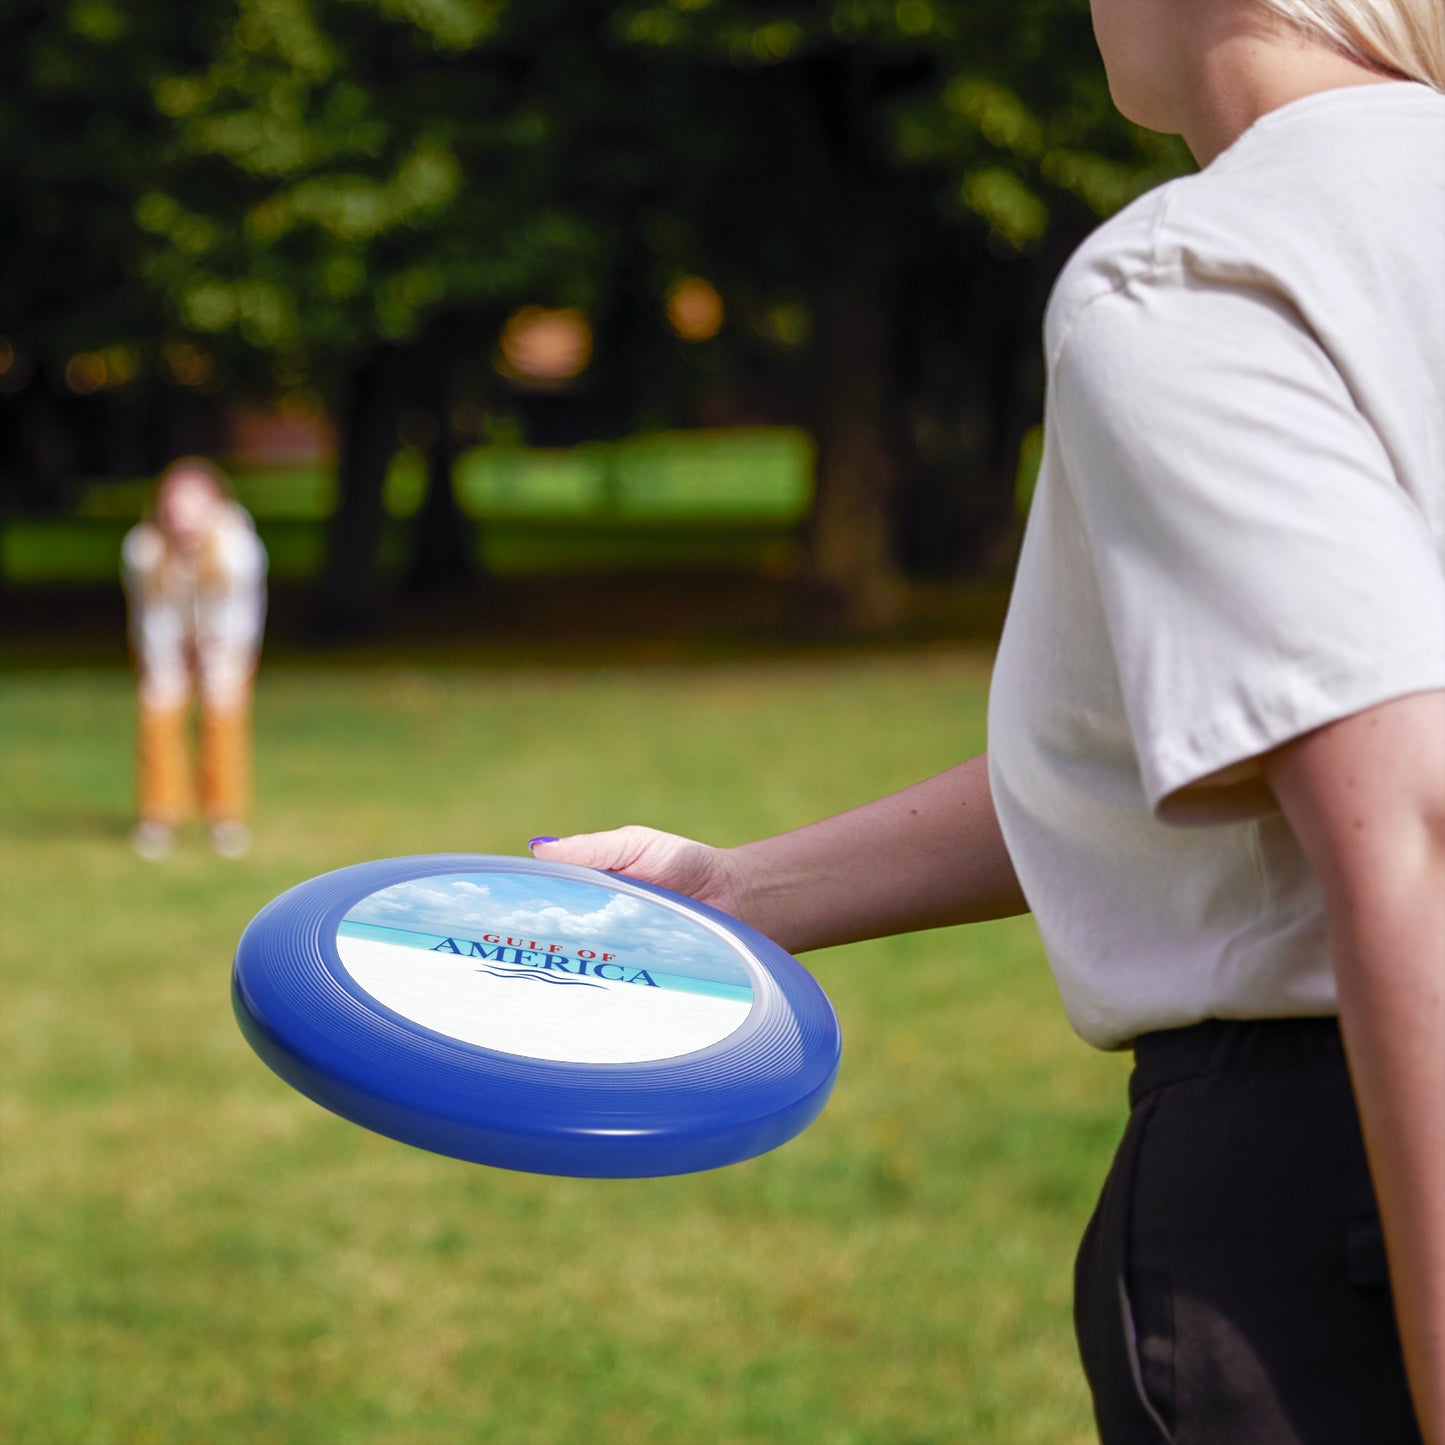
[122,502,268,709]
[988,82,1445,1050]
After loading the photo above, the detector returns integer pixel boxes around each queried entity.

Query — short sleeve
[1053,273,1445,822]
[215,506,268,584]
[121,523,163,591]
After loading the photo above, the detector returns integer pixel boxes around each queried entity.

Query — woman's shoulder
[121,521,165,575]
[1043,182,1184,363]
[211,503,268,575]
[1045,83,1445,367]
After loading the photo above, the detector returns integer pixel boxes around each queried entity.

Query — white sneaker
[132,820,174,861]
[210,821,252,859]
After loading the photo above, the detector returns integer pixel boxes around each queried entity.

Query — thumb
[528,827,651,873]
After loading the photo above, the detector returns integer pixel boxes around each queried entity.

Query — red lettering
[602,953,615,962]
[578,949,595,959]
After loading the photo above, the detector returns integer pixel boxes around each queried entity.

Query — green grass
[2,429,815,585]
[0,655,1127,1444]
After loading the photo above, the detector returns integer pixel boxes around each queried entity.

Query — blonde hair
[1258,0,1445,89]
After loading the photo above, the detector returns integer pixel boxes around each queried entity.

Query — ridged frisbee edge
[231,854,841,1177]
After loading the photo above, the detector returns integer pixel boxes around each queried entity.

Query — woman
[530,2,1444,1440]
[122,457,267,859]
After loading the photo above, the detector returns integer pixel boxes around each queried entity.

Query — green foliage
[0,1,184,362]
[2,0,1190,386]
[125,0,609,372]
[0,658,1128,1443]
[607,0,1189,248]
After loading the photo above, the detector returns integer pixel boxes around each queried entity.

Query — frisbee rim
[232,853,840,1177]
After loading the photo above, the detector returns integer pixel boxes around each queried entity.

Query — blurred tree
[0,0,211,509]
[606,0,1190,626]
[124,0,613,632]
[124,0,779,631]
[2,0,1189,632]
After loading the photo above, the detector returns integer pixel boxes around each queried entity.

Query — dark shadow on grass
[2,573,1012,673]
[0,807,134,842]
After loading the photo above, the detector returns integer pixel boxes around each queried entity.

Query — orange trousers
[137,692,252,826]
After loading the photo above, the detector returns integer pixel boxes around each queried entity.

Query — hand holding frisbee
[233,852,840,1178]
[529,827,748,919]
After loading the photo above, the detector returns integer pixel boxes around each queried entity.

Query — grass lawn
[1,429,815,585]
[0,653,1127,1444]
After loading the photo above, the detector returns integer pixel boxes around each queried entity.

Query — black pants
[1074,1018,1422,1445]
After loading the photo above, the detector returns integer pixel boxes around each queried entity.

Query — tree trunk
[314,345,404,641]
[780,58,908,635]
[805,270,905,633]
[404,419,474,595]
[6,381,81,513]
[404,355,476,596]
[891,235,1058,580]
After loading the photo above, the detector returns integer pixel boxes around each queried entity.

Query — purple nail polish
[528,836,559,850]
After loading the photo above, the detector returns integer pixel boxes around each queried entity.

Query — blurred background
[1,2,1190,1441]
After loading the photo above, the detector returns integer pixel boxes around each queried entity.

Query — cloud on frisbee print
[346,877,497,932]
[344,871,751,986]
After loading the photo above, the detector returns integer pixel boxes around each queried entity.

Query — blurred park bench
[1,427,814,585]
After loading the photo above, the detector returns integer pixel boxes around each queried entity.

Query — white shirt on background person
[122,501,268,711]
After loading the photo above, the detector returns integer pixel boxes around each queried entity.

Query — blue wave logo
[475,965,605,990]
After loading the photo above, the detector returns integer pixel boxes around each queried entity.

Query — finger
[529,828,649,873]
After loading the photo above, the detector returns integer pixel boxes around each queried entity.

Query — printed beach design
[335,871,756,1064]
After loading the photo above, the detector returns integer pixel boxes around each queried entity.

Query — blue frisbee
[232,854,840,1177]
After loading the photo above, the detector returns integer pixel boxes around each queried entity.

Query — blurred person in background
[532,0,1445,1441]
[122,457,267,860]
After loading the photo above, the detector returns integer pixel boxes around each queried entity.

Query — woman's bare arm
[532,752,1027,954]
[1263,690,1445,1445]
